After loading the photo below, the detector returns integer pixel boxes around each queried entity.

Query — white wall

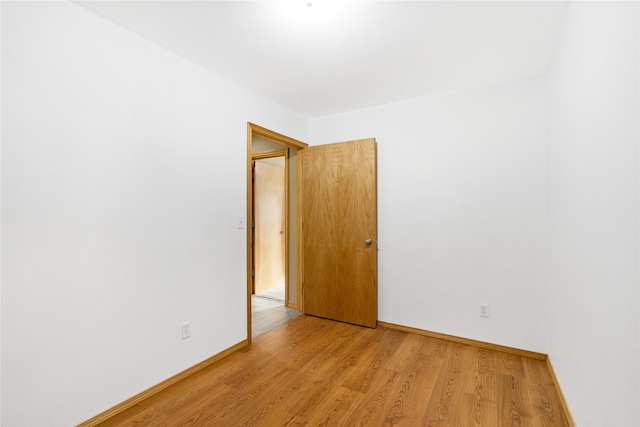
[546,2,639,426]
[0,1,3,422]
[0,2,306,426]
[310,75,549,353]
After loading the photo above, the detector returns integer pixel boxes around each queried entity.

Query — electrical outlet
[480,304,489,318]
[182,321,191,340]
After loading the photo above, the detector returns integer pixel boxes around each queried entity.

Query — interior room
[1,1,638,426]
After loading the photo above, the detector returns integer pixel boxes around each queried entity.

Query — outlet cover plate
[480,304,489,318]
[182,321,191,339]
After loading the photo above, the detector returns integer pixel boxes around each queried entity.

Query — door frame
[246,123,307,342]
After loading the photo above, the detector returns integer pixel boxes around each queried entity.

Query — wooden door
[302,138,377,328]
[254,160,286,294]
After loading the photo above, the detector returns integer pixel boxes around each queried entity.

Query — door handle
[280,229,286,235]
[364,239,372,247]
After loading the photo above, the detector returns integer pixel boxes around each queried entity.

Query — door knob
[280,229,286,235]
[364,239,372,247]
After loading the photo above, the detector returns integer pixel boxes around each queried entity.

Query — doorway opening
[246,124,308,340]
[251,150,297,337]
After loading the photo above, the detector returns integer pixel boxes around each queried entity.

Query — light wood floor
[97,315,569,426]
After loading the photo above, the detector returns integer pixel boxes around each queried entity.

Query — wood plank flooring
[96,315,569,427]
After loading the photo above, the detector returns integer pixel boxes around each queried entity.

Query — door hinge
[252,269,255,277]
[251,220,255,228]
[252,172,256,179]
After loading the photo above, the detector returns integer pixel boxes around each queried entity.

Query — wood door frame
[246,123,307,342]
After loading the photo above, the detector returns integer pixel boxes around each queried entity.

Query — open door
[301,138,378,328]
[253,159,286,295]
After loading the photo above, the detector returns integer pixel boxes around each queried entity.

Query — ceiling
[77,1,569,119]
